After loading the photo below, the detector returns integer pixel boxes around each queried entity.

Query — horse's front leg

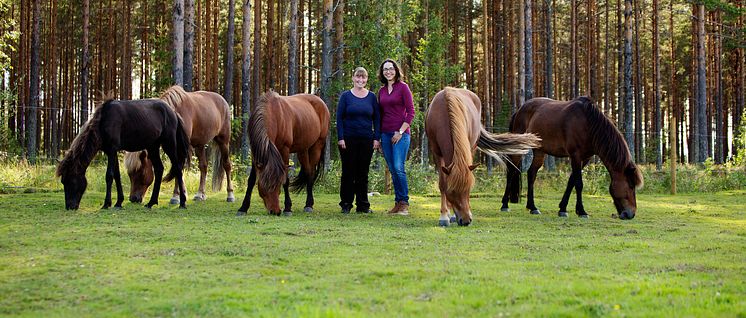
[283,175,293,216]
[237,165,256,215]
[145,149,165,209]
[574,159,590,218]
[558,159,581,217]
[111,153,125,209]
[102,153,115,209]
[437,165,453,226]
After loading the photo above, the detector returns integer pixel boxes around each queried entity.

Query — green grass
[1,181,745,316]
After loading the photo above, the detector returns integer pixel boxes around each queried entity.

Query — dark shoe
[341,208,351,214]
[356,208,373,213]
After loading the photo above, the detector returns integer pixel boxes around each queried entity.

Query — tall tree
[184,0,195,91]
[517,0,525,109]
[241,0,251,161]
[173,0,184,86]
[26,0,40,162]
[524,0,533,100]
[570,0,578,97]
[320,0,333,169]
[252,0,261,110]
[623,0,634,159]
[224,0,235,102]
[544,0,555,171]
[287,0,299,95]
[653,0,662,170]
[695,3,707,163]
[714,10,724,164]
[80,0,89,123]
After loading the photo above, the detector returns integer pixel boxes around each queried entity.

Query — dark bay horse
[501,96,644,219]
[237,91,329,216]
[56,98,190,210]
[124,85,234,204]
[426,87,540,226]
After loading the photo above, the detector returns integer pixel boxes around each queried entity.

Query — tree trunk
[320,0,333,170]
[173,0,184,86]
[335,0,344,85]
[695,3,707,163]
[253,0,262,109]
[653,0,661,170]
[184,0,195,91]
[623,0,634,159]
[224,0,235,103]
[524,0,533,100]
[714,10,724,164]
[633,0,643,161]
[81,0,89,123]
[544,0,555,171]
[517,0,525,109]
[570,0,577,97]
[288,0,299,95]
[241,0,251,162]
[27,0,40,163]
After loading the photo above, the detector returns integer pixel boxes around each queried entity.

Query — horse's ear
[625,163,644,189]
[468,164,479,171]
[441,166,451,175]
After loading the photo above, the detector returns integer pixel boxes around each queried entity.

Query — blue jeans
[381,132,410,203]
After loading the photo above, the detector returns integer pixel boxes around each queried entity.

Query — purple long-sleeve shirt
[378,81,415,134]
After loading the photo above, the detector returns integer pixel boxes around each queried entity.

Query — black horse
[56,98,190,210]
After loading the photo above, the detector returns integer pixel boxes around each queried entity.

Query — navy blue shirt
[336,90,381,140]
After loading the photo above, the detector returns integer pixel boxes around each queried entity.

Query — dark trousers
[339,138,374,211]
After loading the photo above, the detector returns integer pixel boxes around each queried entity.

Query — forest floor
[1,186,745,317]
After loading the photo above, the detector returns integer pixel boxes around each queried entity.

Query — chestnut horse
[56,98,190,210]
[501,96,644,219]
[425,87,540,226]
[237,91,329,216]
[125,85,234,204]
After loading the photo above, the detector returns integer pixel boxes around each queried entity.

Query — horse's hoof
[282,211,292,217]
[500,207,510,212]
[236,210,247,216]
[179,205,187,209]
[226,197,235,203]
[558,211,568,217]
[113,206,123,210]
[169,198,180,205]
[530,210,541,215]
[144,204,154,209]
[439,219,450,227]
[304,207,313,213]
[449,216,457,223]
[193,194,206,202]
[578,214,589,219]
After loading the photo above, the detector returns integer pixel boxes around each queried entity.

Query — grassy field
[1,178,745,317]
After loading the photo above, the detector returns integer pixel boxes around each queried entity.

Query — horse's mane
[160,85,189,111]
[56,99,110,178]
[249,91,287,193]
[443,88,475,194]
[577,97,633,171]
[124,151,144,173]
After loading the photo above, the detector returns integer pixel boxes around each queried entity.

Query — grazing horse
[56,98,190,210]
[501,96,644,219]
[237,91,329,216]
[124,85,234,204]
[425,87,540,226]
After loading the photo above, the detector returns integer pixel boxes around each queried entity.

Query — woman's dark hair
[378,58,403,85]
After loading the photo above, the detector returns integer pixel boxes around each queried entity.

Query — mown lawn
[0,187,744,317]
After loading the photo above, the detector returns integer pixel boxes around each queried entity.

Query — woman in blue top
[336,67,381,213]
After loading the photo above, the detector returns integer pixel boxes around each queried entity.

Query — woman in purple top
[336,67,381,214]
[377,59,415,216]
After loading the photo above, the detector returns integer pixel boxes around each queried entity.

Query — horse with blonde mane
[124,85,234,204]
[425,87,540,226]
[237,91,329,216]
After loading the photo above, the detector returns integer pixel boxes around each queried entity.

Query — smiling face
[382,62,396,82]
[353,73,368,89]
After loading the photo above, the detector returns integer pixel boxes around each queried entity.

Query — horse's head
[609,162,644,220]
[125,151,154,203]
[60,172,88,210]
[255,162,285,215]
[441,164,478,226]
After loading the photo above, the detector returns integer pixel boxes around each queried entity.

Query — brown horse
[125,85,234,204]
[237,91,329,216]
[425,88,540,226]
[501,96,644,219]
[56,97,190,210]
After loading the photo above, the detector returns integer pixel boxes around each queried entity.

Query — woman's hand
[338,140,346,149]
[373,140,381,152]
[391,132,402,144]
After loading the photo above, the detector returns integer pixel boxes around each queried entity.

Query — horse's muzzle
[130,195,143,203]
[619,209,635,220]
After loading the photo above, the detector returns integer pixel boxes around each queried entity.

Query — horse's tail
[164,114,191,183]
[477,129,540,166]
[210,143,225,192]
[290,140,326,193]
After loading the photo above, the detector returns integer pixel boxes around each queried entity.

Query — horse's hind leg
[574,159,590,217]
[145,148,164,209]
[501,154,521,212]
[558,158,582,217]
[237,165,256,216]
[102,153,116,209]
[193,145,208,201]
[526,151,546,215]
[218,140,234,202]
[297,151,315,213]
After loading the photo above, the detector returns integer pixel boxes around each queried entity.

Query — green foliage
[409,11,461,103]
[734,112,746,167]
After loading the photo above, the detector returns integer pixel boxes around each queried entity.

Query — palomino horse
[56,98,190,210]
[425,87,540,226]
[501,96,644,219]
[125,85,234,204]
[237,91,329,216]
